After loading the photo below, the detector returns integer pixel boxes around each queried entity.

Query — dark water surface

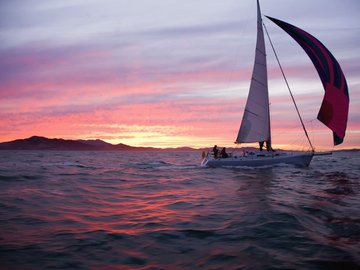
[0,150,359,270]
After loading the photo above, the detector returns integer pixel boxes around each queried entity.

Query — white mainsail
[235,0,270,144]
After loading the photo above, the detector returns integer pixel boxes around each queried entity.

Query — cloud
[0,0,359,149]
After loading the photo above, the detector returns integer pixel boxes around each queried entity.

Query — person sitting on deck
[221,147,228,158]
[212,145,219,158]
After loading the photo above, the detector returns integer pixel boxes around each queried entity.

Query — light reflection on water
[0,150,359,269]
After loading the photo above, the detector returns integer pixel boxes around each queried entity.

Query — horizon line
[1,135,358,152]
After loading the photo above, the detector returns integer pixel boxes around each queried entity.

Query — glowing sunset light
[0,0,359,150]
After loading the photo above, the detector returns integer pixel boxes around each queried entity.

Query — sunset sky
[1,0,359,150]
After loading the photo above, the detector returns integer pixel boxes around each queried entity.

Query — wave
[1,150,359,269]
[42,161,97,169]
[0,174,43,182]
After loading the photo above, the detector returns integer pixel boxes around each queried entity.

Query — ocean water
[0,150,359,270]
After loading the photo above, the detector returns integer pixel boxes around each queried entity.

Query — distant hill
[0,136,99,151]
[1,136,357,152]
[0,136,200,151]
[77,139,113,148]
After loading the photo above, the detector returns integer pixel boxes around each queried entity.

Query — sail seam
[256,48,266,55]
[251,77,266,87]
[244,109,260,117]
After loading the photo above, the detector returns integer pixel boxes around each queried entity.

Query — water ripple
[0,150,359,269]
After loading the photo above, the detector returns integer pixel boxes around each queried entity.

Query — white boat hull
[201,151,314,168]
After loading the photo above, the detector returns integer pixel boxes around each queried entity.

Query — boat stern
[201,151,211,167]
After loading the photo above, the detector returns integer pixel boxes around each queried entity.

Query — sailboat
[201,1,349,168]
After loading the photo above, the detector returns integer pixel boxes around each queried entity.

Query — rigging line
[263,22,315,152]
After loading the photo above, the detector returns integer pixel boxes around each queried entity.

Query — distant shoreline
[0,136,358,152]
[0,136,201,152]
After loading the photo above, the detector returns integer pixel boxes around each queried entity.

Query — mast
[263,23,315,152]
[235,0,271,144]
